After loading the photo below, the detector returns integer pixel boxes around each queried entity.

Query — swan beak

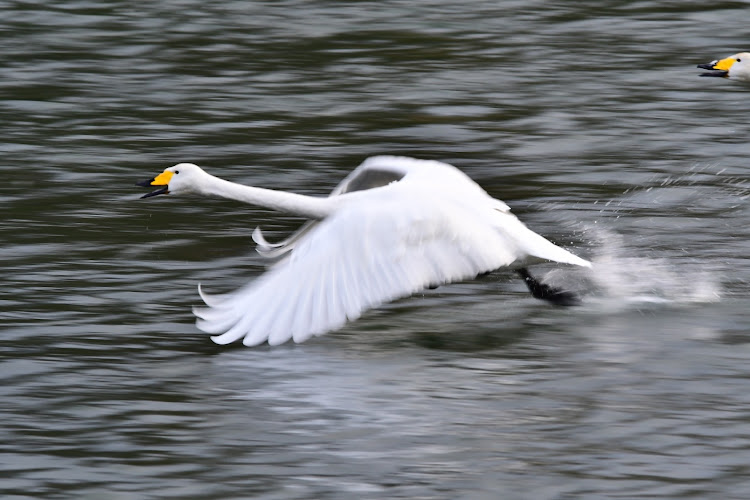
[136,170,173,199]
[698,58,732,78]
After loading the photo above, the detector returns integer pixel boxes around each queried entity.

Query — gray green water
[3,1,750,498]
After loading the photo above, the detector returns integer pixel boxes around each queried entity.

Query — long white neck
[196,172,337,219]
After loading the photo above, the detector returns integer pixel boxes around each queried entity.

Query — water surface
[2,1,750,498]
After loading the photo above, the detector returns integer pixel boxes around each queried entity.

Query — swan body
[698,52,750,82]
[138,156,590,347]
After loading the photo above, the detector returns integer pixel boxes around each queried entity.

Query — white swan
[137,156,591,347]
[698,52,750,82]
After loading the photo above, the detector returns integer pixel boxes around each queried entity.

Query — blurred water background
[2,1,750,498]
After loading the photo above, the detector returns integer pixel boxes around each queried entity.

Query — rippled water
[3,1,750,498]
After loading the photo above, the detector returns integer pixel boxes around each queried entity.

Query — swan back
[253,156,509,259]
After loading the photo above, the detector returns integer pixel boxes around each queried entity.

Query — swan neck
[200,173,334,219]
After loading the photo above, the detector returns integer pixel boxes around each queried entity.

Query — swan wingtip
[251,226,265,244]
[210,334,230,345]
[193,305,207,320]
[197,282,215,304]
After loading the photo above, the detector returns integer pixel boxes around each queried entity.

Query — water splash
[586,230,721,305]
[540,164,749,308]
[595,163,750,217]
[543,229,721,311]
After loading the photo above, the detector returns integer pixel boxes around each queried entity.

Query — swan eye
[174,170,180,175]
[737,58,742,62]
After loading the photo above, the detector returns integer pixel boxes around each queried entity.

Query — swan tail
[506,218,591,268]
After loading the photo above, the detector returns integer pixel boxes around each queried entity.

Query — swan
[137,156,591,347]
[698,52,750,82]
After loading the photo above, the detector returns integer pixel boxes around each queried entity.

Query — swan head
[137,163,208,198]
[698,52,750,81]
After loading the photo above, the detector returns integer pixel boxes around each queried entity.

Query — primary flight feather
[137,156,590,347]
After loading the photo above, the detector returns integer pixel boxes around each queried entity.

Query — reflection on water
[3,1,750,498]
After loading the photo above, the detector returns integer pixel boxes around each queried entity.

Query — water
[2,1,750,498]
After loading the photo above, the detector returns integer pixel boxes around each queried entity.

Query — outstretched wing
[194,193,519,347]
[252,158,408,259]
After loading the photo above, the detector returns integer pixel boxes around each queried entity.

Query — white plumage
[138,156,590,347]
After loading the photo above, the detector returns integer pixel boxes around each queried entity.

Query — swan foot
[516,268,581,306]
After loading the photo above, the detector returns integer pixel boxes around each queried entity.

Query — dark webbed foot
[516,268,581,306]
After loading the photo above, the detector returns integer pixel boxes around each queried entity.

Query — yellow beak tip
[151,170,174,186]
[714,57,736,71]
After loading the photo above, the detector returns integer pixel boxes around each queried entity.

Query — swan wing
[252,157,409,259]
[252,222,316,259]
[194,193,517,347]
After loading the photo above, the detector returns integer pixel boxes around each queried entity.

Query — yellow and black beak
[136,170,174,199]
[697,57,733,78]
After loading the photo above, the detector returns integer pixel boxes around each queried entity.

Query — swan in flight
[698,52,750,82]
[137,156,591,347]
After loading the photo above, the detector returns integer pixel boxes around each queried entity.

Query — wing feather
[192,157,589,346]
[251,157,409,260]
[195,192,516,346]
